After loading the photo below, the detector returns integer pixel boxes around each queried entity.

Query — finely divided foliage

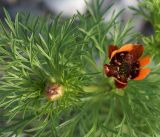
[0,0,160,137]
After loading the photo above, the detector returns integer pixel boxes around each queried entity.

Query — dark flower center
[110,52,140,80]
[130,62,140,79]
[119,62,130,75]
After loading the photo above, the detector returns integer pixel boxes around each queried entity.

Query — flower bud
[45,82,63,101]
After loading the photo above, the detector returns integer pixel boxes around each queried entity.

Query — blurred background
[0,0,153,35]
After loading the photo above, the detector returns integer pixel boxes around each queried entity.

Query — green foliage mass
[131,0,160,62]
[0,0,160,137]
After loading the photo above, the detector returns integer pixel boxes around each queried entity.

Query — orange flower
[104,44,151,89]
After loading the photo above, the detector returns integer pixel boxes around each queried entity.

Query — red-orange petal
[111,44,144,60]
[108,45,118,59]
[104,64,110,76]
[139,56,150,67]
[104,64,118,77]
[133,68,151,80]
[115,79,128,89]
